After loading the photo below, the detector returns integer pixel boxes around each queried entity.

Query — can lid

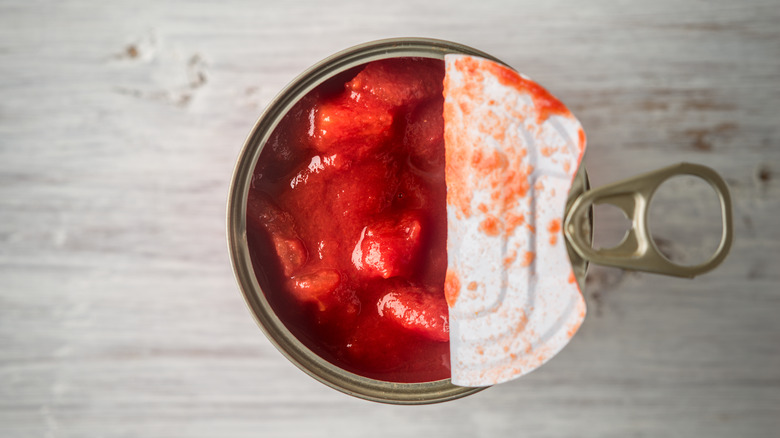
[443,55,588,387]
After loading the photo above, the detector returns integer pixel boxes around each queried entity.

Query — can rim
[227,38,502,404]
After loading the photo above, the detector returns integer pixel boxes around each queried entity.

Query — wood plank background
[1,0,778,436]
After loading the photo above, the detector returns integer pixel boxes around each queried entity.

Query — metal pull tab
[564,163,733,278]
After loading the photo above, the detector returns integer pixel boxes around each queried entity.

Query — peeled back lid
[443,55,588,387]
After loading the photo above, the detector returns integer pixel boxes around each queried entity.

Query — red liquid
[246,58,449,383]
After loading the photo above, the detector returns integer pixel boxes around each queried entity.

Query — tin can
[227,38,733,404]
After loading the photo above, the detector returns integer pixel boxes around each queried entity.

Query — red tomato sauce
[246,58,450,383]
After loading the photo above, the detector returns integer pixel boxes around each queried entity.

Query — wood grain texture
[1,0,778,437]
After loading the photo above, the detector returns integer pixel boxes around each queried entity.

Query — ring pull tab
[564,163,733,278]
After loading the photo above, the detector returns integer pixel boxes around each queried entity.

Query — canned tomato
[227,38,732,404]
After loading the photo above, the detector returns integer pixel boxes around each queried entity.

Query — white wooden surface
[1,1,779,437]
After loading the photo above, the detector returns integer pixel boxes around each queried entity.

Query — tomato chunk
[377,284,449,342]
[352,213,423,279]
[246,190,307,276]
[405,97,445,173]
[288,269,341,310]
[311,94,393,157]
[346,58,444,108]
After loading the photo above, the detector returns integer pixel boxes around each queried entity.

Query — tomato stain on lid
[547,218,562,246]
[503,250,517,268]
[505,212,525,235]
[479,60,571,124]
[444,269,461,308]
[479,215,501,236]
[520,251,535,267]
